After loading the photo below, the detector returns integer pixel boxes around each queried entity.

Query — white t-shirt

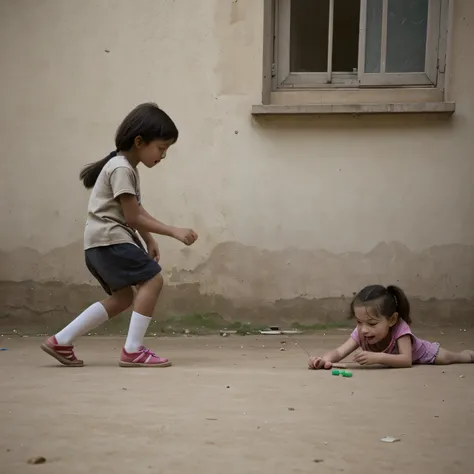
[84,156,142,250]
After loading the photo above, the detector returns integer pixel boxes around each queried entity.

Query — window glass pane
[333,0,360,72]
[386,0,428,72]
[290,0,329,72]
[365,0,382,73]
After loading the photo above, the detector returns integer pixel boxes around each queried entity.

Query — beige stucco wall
[1,0,473,331]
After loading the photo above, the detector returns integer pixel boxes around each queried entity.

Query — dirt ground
[0,329,473,474]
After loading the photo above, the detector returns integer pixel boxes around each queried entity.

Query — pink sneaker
[40,336,84,367]
[119,347,172,368]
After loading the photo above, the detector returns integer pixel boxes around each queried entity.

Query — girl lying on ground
[308,284,474,369]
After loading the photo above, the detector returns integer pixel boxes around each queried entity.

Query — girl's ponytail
[79,150,117,189]
[386,285,411,324]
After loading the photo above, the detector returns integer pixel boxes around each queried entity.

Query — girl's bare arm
[309,337,359,369]
[119,194,197,245]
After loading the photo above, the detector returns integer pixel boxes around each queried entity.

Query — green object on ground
[331,370,340,376]
[342,372,353,378]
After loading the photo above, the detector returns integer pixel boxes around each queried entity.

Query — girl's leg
[120,274,171,367]
[123,273,163,353]
[56,287,134,344]
[41,287,134,366]
[435,347,474,365]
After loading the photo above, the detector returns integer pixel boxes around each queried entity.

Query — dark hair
[350,284,411,325]
[80,102,179,188]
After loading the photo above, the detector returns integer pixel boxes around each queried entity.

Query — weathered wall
[1,0,474,333]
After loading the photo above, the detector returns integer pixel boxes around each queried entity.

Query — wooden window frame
[258,0,454,114]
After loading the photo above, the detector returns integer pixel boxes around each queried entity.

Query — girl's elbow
[124,213,139,228]
[125,218,137,229]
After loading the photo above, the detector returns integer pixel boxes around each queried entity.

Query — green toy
[331,369,353,377]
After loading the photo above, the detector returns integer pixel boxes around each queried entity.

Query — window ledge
[251,102,455,116]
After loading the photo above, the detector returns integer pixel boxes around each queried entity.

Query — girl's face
[136,138,174,168]
[353,305,398,345]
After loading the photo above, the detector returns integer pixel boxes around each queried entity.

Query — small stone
[288,407,295,411]
[184,329,190,334]
[380,437,400,443]
[313,459,324,463]
[280,347,286,351]
[460,375,465,378]
[222,333,228,337]
[122,388,127,391]
[226,386,230,389]
[27,457,46,465]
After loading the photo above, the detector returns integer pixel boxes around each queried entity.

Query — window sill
[251,102,455,116]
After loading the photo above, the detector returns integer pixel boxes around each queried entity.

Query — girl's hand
[353,351,378,366]
[308,356,333,370]
[172,228,198,246]
[146,238,160,262]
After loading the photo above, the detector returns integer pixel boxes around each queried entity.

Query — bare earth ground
[0,329,473,474]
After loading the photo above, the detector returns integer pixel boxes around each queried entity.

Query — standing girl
[41,103,197,367]
[308,285,474,369]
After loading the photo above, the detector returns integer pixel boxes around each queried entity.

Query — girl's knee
[154,273,164,286]
[146,273,163,292]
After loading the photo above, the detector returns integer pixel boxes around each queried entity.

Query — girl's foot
[119,347,172,367]
[40,336,84,367]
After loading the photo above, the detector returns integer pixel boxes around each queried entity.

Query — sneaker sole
[40,343,84,367]
[118,361,173,368]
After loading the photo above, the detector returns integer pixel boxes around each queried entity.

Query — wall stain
[0,240,474,333]
[170,241,474,301]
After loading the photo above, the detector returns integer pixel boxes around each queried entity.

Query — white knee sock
[124,311,152,353]
[55,302,109,345]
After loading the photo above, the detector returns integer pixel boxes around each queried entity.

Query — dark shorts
[85,243,162,295]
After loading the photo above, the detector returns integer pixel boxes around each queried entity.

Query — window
[274,0,445,89]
